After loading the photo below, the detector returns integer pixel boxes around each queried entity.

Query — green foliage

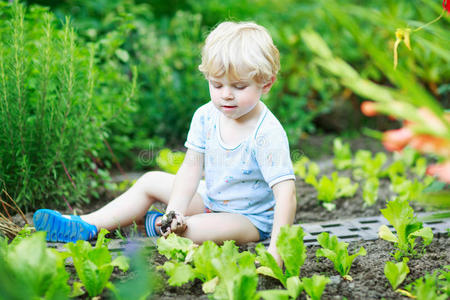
[256,225,306,288]
[0,1,135,210]
[111,242,159,300]
[306,172,358,210]
[157,235,259,300]
[157,232,197,262]
[390,176,432,202]
[406,271,448,300]
[378,198,433,260]
[362,177,379,207]
[65,229,130,297]
[316,232,366,280]
[352,150,387,180]
[332,138,352,170]
[292,156,310,179]
[384,258,410,290]
[156,148,186,174]
[301,274,330,300]
[0,231,71,299]
[258,276,303,300]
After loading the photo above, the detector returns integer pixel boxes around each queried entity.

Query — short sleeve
[184,105,207,153]
[254,127,295,188]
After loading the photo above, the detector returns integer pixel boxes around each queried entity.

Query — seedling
[384,258,409,290]
[65,229,130,297]
[353,150,387,179]
[316,232,366,281]
[406,271,448,300]
[293,156,310,179]
[362,177,379,207]
[378,198,433,260]
[306,172,358,210]
[256,225,306,288]
[333,138,352,170]
[302,274,330,300]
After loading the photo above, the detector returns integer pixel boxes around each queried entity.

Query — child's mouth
[222,105,237,110]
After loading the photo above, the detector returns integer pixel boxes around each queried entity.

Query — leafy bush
[0,1,134,210]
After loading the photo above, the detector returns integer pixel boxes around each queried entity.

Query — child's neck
[219,102,264,148]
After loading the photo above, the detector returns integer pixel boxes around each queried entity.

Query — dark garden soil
[17,136,449,299]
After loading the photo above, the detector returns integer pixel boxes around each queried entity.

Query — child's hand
[157,211,187,237]
[267,245,283,268]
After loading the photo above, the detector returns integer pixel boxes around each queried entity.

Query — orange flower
[382,127,413,152]
[361,101,378,117]
[427,161,450,183]
[410,135,450,158]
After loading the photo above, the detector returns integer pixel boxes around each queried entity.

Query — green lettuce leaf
[301,274,330,300]
[384,258,409,290]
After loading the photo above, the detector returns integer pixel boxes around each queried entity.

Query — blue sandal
[33,209,98,243]
[145,211,163,237]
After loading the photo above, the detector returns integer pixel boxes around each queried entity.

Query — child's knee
[138,171,165,186]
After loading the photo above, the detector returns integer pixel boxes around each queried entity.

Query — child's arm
[162,149,204,234]
[268,179,297,267]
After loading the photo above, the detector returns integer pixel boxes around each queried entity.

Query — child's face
[208,76,271,121]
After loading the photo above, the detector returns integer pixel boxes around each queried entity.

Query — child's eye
[211,82,222,88]
[234,85,248,90]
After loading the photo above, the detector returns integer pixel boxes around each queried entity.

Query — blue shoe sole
[33,209,97,243]
[145,211,163,237]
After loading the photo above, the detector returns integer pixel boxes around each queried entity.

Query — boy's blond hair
[198,21,280,85]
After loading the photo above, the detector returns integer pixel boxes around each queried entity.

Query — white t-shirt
[185,101,295,233]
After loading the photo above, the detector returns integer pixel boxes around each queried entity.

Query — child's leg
[82,171,205,230]
[181,212,260,245]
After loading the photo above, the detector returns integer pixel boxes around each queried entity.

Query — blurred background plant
[25,0,449,150]
[301,1,449,206]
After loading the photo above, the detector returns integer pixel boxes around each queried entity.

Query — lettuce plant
[353,150,387,180]
[306,172,358,210]
[316,232,366,280]
[293,156,310,179]
[378,198,433,260]
[302,274,330,300]
[258,276,303,300]
[0,232,70,299]
[157,231,197,262]
[384,258,409,290]
[390,176,432,202]
[256,225,306,288]
[158,236,258,299]
[439,266,450,297]
[65,229,130,297]
[362,177,379,207]
[333,138,352,170]
[406,271,448,300]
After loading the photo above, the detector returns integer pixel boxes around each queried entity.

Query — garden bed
[12,138,449,299]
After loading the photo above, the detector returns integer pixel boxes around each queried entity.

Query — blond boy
[34,21,296,266]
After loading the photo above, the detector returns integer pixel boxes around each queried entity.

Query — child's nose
[222,86,234,99]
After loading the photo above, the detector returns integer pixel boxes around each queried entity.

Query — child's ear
[262,76,276,94]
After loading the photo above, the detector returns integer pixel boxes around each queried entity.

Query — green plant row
[157,225,365,300]
[294,138,437,209]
